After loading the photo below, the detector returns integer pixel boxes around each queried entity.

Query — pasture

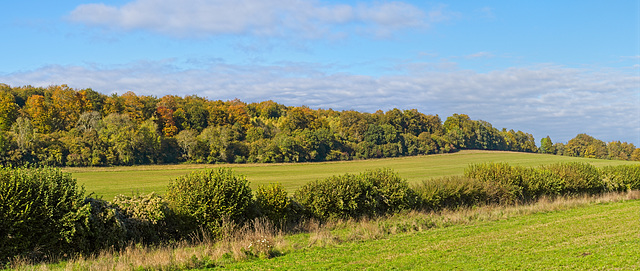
[222,198,640,270]
[65,150,640,200]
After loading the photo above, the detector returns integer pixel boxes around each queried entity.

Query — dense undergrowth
[1,162,639,268]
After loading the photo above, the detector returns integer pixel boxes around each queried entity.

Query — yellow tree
[227,99,250,130]
[50,85,82,130]
[156,106,178,137]
[24,95,54,133]
[102,94,124,116]
[76,89,98,112]
[631,148,640,161]
[0,91,19,131]
[122,91,145,122]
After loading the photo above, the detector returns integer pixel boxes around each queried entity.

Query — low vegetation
[2,160,639,268]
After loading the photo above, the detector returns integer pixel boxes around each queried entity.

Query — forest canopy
[0,84,638,167]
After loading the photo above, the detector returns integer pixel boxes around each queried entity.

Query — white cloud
[1,61,638,145]
[466,52,494,59]
[67,0,445,39]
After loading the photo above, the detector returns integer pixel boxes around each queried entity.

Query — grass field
[65,150,640,200]
[219,198,640,270]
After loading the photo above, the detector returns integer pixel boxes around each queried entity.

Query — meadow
[65,150,639,200]
[224,195,640,270]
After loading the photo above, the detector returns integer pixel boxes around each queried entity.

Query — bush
[0,167,86,261]
[293,168,414,220]
[112,193,184,243]
[464,163,524,202]
[413,176,511,210]
[165,168,255,236]
[541,162,603,195]
[255,183,291,225]
[601,165,640,191]
[62,197,127,254]
[364,168,416,213]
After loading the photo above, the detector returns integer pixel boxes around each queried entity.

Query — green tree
[99,113,137,165]
[539,136,556,154]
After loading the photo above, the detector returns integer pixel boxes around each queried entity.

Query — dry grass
[11,191,639,271]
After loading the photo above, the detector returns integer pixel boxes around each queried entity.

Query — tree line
[0,84,637,166]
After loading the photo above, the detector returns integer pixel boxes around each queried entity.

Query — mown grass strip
[67,150,640,200]
[221,199,640,270]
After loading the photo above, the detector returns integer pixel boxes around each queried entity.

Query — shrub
[601,165,640,191]
[165,168,255,236]
[0,167,86,261]
[413,176,510,210]
[364,168,416,214]
[61,197,127,254]
[112,193,184,243]
[255,183,290,225]
[293,168,414,220]
[464,163,524,202]
[541,162,603,195]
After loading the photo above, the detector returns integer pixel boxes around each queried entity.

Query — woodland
[0,83,638,167]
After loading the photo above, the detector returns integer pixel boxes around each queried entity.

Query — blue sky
[1,0,639,145]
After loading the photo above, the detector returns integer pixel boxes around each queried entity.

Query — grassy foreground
[13,192,639,270]
[223,196,640,270]
[65,150,639,200]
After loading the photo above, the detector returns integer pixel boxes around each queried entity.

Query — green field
[65,150,640,200]
[220,199,640,270]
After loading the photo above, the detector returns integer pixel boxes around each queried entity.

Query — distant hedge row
[2,163,639,263]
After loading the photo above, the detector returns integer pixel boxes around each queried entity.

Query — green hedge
[540,162,603,195]
[113,193,186,243]
[165,168,255,236]
[62,197,127,254]
[293,168,414,220]
[0,167,86,261]
[601,165,640,191]
[255,183,291,225]
[413,176,511,211]
[464,162,608,202]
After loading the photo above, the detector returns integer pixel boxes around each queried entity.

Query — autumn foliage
[0,84,637,167]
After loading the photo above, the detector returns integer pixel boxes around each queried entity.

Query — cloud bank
[2,61,638,145]
[67,0,449,39]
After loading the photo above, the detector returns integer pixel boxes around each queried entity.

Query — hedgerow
[413,176,511,211]
[601,165,640,191]
[293,168,414,220]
